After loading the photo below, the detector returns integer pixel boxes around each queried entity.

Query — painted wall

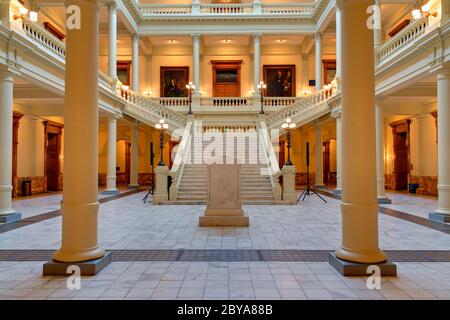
[384,114,438,177]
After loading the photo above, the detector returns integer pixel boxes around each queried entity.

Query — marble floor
[1,190,450,300]
[10,187,138,220]
[383,191,438,220]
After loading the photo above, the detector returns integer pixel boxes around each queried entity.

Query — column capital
[314,32,322,41]
[108,1,119,13]
[301,53,309,61]
[132,33,140,42]
[335,0,343,11]
[191,33,202,41]
[252,33,262,41]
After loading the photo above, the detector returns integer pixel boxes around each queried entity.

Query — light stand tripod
[143,143,155,204]
[297,142,327,203]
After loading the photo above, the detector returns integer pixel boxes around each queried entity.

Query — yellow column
[335,0,387,264]
[53,0,104,263]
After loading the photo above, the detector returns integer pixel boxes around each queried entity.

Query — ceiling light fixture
[222,39,231,43]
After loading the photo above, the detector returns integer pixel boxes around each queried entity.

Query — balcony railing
[201,97,254,107]
[21,20,66,61]
[376,17,432,66]
[140,2,315,17]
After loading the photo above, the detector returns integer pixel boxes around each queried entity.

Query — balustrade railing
[200,97,254,107]
[376,17,430,64]
[264,97,302,108]
[266,85,337,129]
[140,4,192,15]
[140,2,315,17]
[262,3,314,15]
[150,97,190,107]
[21,20,65,60]
[200,4,253,15]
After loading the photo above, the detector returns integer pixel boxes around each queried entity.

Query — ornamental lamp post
[155,119,168,166]
[257,81,267,114]
[186,82,195,115]
[281,118,296,166]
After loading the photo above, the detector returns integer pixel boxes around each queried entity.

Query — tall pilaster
[108,1,118,80]
[373,0,382,50]
[314,123,325,188]
[375,99,390,203]
[52,0,106,264]
[252,33,262,95]
[330,0,393,275]
[103,116,119,195]
[192,33,201,95]
[335,1,342,89]
[132,33,139,92]
[301,53,309,90]
[0,70,21,223]
[314,32,322,91]
[129,124,139,188]
[333,114,342,194]
[430,68,450,223]
[416,113,428,177]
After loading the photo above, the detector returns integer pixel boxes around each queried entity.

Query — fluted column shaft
[104,116,119,194]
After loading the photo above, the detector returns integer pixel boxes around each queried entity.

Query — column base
[314,184,326,190]
[199,209,249,227]
[0,212,22,223]
[429,212,450,223]
[328,252,397,276]
[377,197,392,204]
[333,188,342,195]
[43,252,112,276]
[128,185,139,189]
[101,189,120,195]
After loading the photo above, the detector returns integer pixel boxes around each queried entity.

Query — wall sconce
[143,90,152,97]
[301,88,312,96]
[14,6,38,22]
[412,2,437,20]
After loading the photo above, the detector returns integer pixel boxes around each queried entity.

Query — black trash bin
[21,179,32,197]
[408,183,419,194]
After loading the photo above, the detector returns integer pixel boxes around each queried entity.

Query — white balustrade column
[253,33,262,95]
[108,2,118,80]
[430,69,450,222]
[315,32,322,91]
[192,33,201,95]
[314,123,325,188]
[375,99,390,203]
[334,114,342,194]
[334,0,387,266]
[53,0,105,263]
[132,33,139,92]
[0,71,20,222]
[129,125,139,188]
[103,116,119,195]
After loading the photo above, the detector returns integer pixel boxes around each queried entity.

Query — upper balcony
[139,1,316,18]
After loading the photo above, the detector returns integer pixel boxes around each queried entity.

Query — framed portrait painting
[160,66,189,97]
[322,59,336,85]
[263,65,296,97]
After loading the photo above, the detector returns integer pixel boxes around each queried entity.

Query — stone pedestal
[199,165,249,227]
[153,166,169,204]
[282,165,297,204]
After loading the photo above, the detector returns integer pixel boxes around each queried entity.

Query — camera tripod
[297,164,327,203]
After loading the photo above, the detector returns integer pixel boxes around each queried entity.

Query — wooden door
[323,141,330,184]
[44,121,63,192]
[46,133,60,191]
[211,60,242,97]
[125,142,131,185]
[390,119,411,191]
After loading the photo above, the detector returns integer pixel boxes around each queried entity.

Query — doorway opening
[390,119,411,191]
[44,121,63,191]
